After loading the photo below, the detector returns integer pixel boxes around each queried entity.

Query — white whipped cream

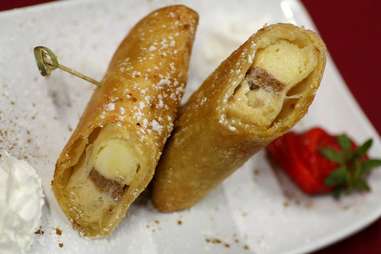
[0,152,44,254]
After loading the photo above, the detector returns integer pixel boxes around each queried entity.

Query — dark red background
[1,1,380,253]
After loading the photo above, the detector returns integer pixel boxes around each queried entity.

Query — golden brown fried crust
[152,23,326,212]
[52,5,198,237]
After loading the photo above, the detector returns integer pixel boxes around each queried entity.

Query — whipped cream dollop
[0,152,44,254]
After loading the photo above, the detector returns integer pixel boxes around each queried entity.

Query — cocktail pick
[33,46,101,86]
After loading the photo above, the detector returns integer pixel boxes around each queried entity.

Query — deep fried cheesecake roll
[152,23,326,212]
[52,5,198,237]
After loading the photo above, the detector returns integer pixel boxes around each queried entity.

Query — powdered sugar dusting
[148,45,157,51]
[104,102,115,112]
[151,119,162,133]
[156,78,171,87]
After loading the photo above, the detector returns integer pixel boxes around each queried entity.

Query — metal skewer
[33,46,101,86]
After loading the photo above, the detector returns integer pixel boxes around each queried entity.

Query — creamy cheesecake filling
[64,124,140,225]
[228,39,318,127]
[92,129,139,186]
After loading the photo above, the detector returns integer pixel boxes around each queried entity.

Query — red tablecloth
[1,0,380,253]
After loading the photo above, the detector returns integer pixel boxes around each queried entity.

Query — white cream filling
[93,137,139,186]
[228,39,318,127]
[65,125,140,225]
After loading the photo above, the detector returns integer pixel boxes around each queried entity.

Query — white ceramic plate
[0,0,380,253]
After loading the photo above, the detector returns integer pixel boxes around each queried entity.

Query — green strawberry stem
[320,135,381,198]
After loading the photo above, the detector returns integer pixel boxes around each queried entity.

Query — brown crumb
[234,239,239,244]
[58,242,64,248]
[205,237,231,248]
[212,239,222,244]
[243,244,250,250]
[209,238,222,244]
[55,227,62,236]
[154,220,160,224]
[283,201,289,207]
[68,126,73,132]
[34,227,44,235]
[27,138,32,143]
[177,220,183,225]
[254,169,260,176]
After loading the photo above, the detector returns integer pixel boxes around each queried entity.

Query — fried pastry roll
[52,5,198,237]
[152,23,326,212]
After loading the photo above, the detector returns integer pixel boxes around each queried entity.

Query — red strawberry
[267,127,381,197]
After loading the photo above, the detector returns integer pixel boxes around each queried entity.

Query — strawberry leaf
[353,139,372,159]
[320,148,344,164]
[361,159,381,175]
[354,179,370,192]
[325,167,348,187]
[337,134,351,151]
[323,138,380,198]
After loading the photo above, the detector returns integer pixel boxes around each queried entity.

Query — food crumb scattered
[55,227,62,236]
[58,242,64,248]
[177,220,183,225]
[243,244,250,250]
[205,237,231,248]
[34,227,44,235]
[205,237,221,244]
[283,201,289,207]
[211,238,222,244]
[154,220,160,224]
[254,169,260,176]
